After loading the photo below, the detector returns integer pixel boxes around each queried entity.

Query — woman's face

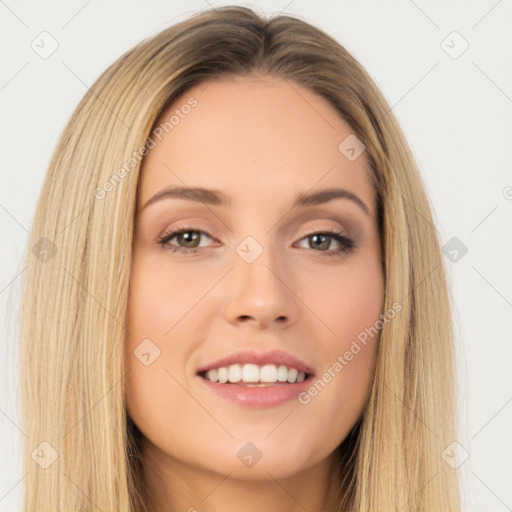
[125,74,384,483]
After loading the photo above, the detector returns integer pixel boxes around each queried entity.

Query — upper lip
[196,349,314,376]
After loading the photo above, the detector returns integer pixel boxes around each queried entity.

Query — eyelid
[158,224,217,244]
[157,220,356,257]
[158,219,350,243]
[298,221,350,236]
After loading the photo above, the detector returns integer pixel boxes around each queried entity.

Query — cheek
[125,256,181,420]
[126,251,216,349]
[301,254,384,343]
[296,256,383,421]
[124,270,205,455]
[124,252,222,432]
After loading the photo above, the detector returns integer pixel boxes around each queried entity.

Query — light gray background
[1,1,511,510]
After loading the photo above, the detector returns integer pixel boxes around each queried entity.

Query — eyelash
[157,225,356,257]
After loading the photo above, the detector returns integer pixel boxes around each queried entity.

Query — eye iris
[310,234,330,250]
[178,231,200,248]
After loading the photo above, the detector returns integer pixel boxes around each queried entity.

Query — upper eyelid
[148,205,361,233]
[162,221,348,234]
[159,224,350,243]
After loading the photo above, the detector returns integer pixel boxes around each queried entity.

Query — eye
[157,226,356,257]
[295,231,355,256]
[157,226,216,254]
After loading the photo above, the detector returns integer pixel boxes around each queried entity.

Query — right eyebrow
[141,186,229,211]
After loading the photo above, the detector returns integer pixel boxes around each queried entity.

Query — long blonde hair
[18,5,460,510]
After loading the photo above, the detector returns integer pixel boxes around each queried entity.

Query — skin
[125,74,384,512]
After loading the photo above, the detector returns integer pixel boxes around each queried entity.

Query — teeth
[276,365,288,382]
[204,363,307,384]
[242,363,260,383]
[206,368,218,382]
[287,368,298,383]
[260,364,277,383]
[228,364,242,383]
[218,367,229,384]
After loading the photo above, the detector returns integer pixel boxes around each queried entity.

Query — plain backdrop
[1,1,511,511]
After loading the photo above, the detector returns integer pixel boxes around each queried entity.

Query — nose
[224,245,299,329]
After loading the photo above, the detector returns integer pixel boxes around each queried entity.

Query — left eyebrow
[140,185,370,216]
[292,188,370,216]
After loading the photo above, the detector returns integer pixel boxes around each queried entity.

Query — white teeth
[242,363,260,383]
[287,368,298,383]
[260,364,277,383]
[276,365,288,382]
[205,368,218,382]
[218,367,229,384]
[228,364,242,383]
[203,363,308,384]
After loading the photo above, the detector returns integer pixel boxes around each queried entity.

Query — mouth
[195,349,314,406]
[198,363,311,386]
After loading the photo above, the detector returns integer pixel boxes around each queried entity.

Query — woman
[18,5,460,511]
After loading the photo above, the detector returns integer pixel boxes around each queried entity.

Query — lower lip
[198,376,312,407]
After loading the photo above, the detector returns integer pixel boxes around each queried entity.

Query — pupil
[311,234,329,250]
[180,232,199,247]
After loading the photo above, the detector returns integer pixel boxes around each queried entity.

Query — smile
[199,363,308,385]
[196,348,314,406]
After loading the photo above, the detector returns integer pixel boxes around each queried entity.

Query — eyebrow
[141,186,370,216]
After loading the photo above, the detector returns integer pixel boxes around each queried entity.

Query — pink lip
[196,349,315,408]
[199,377,312,407]
[196,349,314,375]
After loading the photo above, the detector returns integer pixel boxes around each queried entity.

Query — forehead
[138,75,375,217]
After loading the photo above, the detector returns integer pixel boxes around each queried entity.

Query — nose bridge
[224,233,298,327]
[236,233,286,296]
